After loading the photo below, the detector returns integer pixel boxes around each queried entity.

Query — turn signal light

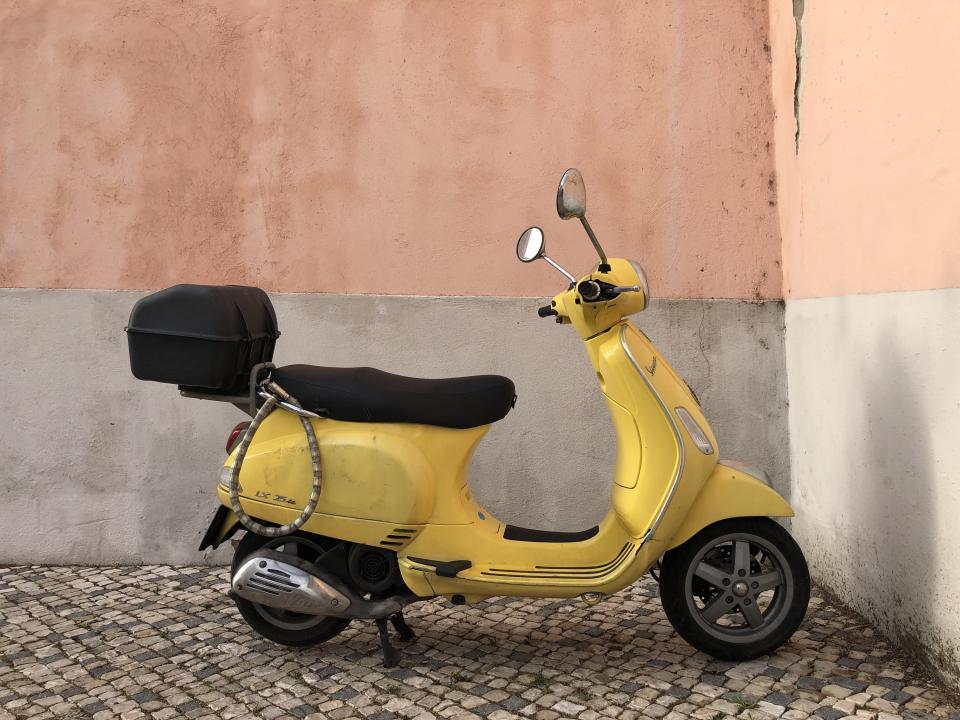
[226,422,250,453]
[675,407,714,455]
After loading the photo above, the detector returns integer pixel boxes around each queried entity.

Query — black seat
[270,365,516,429]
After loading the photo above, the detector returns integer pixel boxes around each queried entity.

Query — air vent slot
[379,527,417,548]
[248,571,298,594]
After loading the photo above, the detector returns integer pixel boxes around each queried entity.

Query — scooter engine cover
[347,545,399,594]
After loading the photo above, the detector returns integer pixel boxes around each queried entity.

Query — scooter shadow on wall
[853,325,934,659]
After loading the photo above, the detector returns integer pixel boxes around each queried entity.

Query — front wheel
[659,517,810,660]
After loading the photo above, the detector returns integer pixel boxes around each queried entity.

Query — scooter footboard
[665,462,793,550]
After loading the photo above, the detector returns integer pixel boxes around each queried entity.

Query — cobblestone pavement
[0,566,957,720]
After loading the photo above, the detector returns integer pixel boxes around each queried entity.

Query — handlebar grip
[538,304,558,318]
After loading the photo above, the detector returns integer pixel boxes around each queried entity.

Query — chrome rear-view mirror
[514,227,575,282]
[556,168,609,271]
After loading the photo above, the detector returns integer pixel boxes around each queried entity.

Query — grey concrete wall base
[1,289,788,565]
[786,288,960,687]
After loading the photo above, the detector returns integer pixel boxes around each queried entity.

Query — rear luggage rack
[179,361,276,416]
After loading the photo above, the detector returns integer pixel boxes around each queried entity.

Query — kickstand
[390,611,416,642]
[375,617,400,668]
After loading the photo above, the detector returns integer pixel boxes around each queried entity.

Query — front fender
[666,462,793,550]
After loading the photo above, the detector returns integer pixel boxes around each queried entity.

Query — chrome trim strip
[543,255,577,283]
[618,323,685,546]
[535,542,632,570]
[483,543,634,578]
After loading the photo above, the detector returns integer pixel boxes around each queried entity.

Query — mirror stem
[543,255,577,283]
[579,215,609,268]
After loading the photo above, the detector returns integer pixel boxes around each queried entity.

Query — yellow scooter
[132,169,809,667]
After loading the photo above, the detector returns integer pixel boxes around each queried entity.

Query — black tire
[230,531,351,647]
[659,517,809,660]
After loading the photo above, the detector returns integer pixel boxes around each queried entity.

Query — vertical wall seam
[793,0,805,153]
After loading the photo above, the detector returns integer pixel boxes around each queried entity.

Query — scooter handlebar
[538,304,558,318]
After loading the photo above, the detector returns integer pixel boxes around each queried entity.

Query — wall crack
[793,0,805,152]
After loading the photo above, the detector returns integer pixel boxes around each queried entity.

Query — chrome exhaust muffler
[231,549,415,619]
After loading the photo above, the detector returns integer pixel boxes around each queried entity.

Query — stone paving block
[0,566,958,719]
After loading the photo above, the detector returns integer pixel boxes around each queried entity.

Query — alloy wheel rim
[683,531,794,644]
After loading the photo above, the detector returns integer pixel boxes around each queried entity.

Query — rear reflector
[226,422,250,453]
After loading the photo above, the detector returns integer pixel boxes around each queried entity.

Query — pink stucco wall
[774,1,960,299]
[1,1,780,299]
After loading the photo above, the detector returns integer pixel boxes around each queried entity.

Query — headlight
[629,259,651,303]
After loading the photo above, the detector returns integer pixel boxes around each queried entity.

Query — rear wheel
[231,531,351,647]
[659,517,809,660]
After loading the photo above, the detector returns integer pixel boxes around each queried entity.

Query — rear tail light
[226,422,250,453]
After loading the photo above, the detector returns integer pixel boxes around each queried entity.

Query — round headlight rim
[628,259,651,304]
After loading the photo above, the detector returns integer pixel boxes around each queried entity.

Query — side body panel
[588,321,719,545]
[218,412,489,550]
